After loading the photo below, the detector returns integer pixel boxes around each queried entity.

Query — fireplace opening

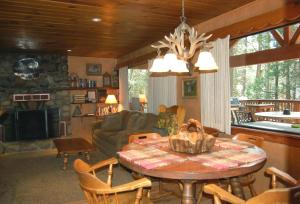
[15,109,48,140]
[13,108,60,141]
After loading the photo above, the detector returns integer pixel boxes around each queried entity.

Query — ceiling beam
[270,30,285,47]
[290,25,300,45]
[283,26,291,45]
[209,3,300,41]
[230,44,300,68]
[116,52,157,69]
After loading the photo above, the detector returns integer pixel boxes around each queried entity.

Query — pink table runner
[188,148,266,170]
[118,137,266,170]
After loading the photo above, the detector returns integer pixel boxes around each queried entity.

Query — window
[230,22,300,135]
[128,69,149,111]
[231,59,300,100]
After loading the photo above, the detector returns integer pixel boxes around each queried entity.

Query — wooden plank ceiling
[0,0,254,58]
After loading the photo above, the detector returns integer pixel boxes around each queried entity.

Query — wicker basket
[169,119,216,154]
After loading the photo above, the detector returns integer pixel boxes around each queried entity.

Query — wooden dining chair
[232,133,264,197]
[204,184,300,204]
[128,132,172,200]
[233,133,264,148]
[158,104,186,127]
[203,126,220,137]
[234,110,255,124]
[128,133,161,143]
[265,166,300,188]
[204,167,300,204]
[74,158,152,204]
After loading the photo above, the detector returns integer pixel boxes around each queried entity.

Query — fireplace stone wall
[0,53,72,140]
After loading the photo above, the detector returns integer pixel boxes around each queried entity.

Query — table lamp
[139,94,147,112]
[105,94,118,113]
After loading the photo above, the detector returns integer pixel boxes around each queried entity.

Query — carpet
[0,150,210,204]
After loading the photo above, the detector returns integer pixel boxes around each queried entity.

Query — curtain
[147,60,177,114]
[200,36,231,134]
[119,67,129,110]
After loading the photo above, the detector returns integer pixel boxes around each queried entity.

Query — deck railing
[240,99,300,112]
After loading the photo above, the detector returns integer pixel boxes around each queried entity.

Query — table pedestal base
[181,180,197,204]
[230,177,245,199]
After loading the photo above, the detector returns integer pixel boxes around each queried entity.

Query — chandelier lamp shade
[149,0,218,73]
[149,53,168,72]
[195,51,218,71]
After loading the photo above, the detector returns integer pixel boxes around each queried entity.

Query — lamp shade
[149,56,168,72]
[195,51,218,71]
[164,50,177,70]
[170,59,189,72]
[139,94,147,103]
[105,95,118,104]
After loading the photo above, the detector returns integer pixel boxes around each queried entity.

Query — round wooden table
[119,138,266,204]
[255,111,300,123]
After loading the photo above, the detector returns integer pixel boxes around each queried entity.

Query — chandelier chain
[149,0,218,72]
[180,0,186,22]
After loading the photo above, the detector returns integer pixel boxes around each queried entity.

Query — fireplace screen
[15,109,48,140]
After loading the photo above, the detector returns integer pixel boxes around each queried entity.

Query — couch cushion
[144,113,158,129]
[101,113,123,131]
[126,112,147,130]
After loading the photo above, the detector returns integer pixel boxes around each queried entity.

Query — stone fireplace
[0,53,72,141]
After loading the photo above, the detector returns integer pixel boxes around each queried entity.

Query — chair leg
[196,183,204,204]
[249,184,257,197]
[150,180,173,201]
[134,188,143,204]
[178,182,183,192]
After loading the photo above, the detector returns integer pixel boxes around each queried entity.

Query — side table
[53,137,96,170]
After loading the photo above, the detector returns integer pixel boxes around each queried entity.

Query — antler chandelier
[149,0,218,73]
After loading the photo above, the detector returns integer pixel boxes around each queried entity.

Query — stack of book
[73,95,85,103]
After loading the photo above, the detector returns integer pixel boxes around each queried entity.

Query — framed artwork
[182,78,197,98]
[103,72,111,87]
[111,70,119,88]
[86,63,102,75]
[87,90,96,103]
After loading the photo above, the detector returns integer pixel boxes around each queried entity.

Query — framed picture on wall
[182,78,197,98]
[87,90,96,103]
[103,72,111,87]
[86,63,102,75]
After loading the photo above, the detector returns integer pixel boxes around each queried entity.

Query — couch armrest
[91,121,103,131]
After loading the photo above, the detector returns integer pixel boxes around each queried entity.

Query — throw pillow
[101,113,123,131]
[157,112,178,136]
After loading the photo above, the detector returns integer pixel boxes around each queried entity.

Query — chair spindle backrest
[233,133,264,148]
[247,186,300,204]
[128,133,161,143]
